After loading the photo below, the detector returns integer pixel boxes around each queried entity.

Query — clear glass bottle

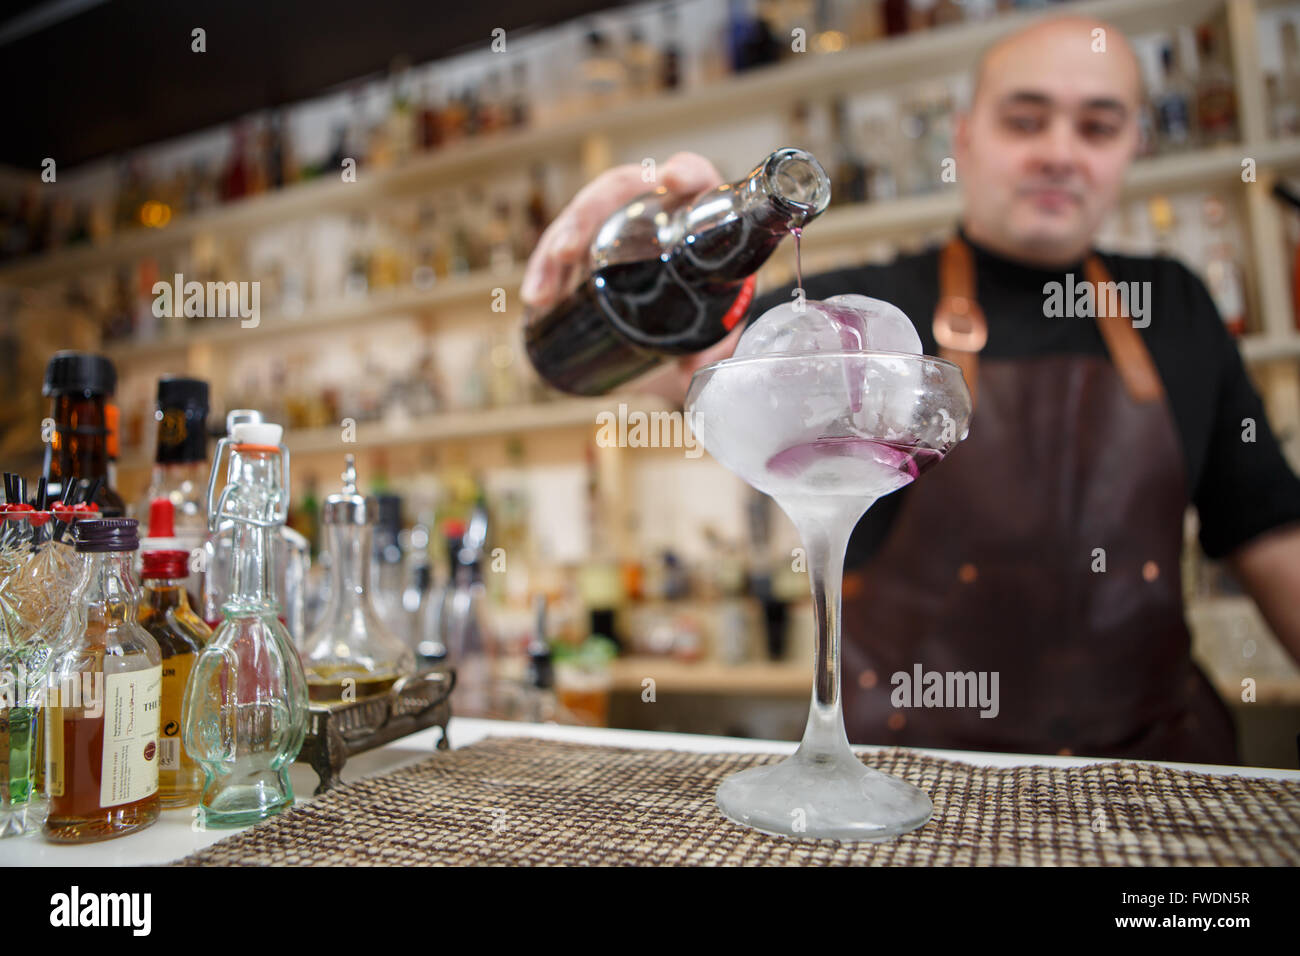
[203,409,311,645]
[302,455,415,705]
[43,518,161,844]
[137,543,211,808]
[184,422,308,827]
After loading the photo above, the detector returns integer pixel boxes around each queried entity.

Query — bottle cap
[225,408,262,433]
[74,517,139,552]
[155,377,210,464]
[157,376,210,410]
[141,549,190,579]
[43,351,117,398]
[148,497,175,537]
[231,422,283,447]
[322,454,376,525]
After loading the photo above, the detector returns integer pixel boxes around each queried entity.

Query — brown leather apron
[840,236,1240,765]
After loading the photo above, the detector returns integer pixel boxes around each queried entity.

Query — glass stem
[793,513,857,762]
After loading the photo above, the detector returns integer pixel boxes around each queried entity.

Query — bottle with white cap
[201,409,311,644]
[183,420,309,827]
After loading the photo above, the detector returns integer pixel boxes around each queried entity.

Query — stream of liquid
[791,225,803,300]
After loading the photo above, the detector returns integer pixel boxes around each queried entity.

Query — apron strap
[933,235,1166,406]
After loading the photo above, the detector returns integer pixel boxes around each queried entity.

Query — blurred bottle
[508,62,532,129]
[137,377,210,559]
[1270,21,1300,137]
[830,96,868,205]
[660,3,682,91]
[1194,25,1238,146]
[624,25,658,97]
[1154,39,1195,152]
[582,28,627,109]
[1201,196,1247,337]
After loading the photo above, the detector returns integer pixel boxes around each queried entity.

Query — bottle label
[159,654,195,771]
[100,665,161,807]
[722,275,758,331]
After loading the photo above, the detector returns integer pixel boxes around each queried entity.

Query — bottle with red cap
[137,498,212,809]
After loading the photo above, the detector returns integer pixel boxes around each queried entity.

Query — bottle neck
[142,576,194,613]
[82,550,140,626]
[221,449,284,614]
[673,153,827,284]
[323,521,376,616]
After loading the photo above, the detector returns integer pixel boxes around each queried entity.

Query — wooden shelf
[102,266,524,362]
[95,138,1300,367]
[118,394,672,469]
[0,0,1234,289]
[609,656,808,696]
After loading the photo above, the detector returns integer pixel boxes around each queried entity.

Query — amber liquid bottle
[44,518,161,844]
[41,352,126,516]
[138,547,211,808]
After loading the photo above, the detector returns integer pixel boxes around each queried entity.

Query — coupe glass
[686,349,971,840]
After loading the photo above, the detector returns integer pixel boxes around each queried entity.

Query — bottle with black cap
[137,376,211,551]
[43,517,161,843]
[41,351,125,516]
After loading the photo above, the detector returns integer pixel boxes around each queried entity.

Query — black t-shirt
[748,228,1300,568]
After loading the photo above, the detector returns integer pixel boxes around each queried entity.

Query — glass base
[716,746,932,842]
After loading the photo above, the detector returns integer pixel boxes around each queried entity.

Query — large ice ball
[733,293,922,359]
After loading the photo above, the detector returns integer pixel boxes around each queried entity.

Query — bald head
[954,15,1144,266]
[971,16,1143,111]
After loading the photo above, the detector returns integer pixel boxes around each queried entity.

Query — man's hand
[520,152,737,406]
[1227,523,1300,668]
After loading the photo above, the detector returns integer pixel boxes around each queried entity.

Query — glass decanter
[183,422,309,827]
[301,455,414,706]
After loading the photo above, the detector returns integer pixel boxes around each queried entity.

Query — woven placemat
[173,736,1300,866]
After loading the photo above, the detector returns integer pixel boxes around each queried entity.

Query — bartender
[522,16,1300,765]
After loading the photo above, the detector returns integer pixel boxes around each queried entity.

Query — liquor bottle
[830,96,868,205]
[1201,196,1247,337]
[508,62,531,129]
[1194,25,1238,146]
[41,352,126,516]
[418,77,445,150]
[43,518,161,843]
[1270,21,1300,137]
[137,377,210,561]
[624,25,658,97]
[582,29,627,109]
[660,3,682,91]
[523,147,830,395]
[301,456,414,704]
[184,422,308,826]
[137,536,211,809]
[1153,40,1195,152]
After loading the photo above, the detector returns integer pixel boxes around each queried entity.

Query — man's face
[955,24,1141,261]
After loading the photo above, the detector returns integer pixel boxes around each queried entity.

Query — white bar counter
[5,717,1298,867]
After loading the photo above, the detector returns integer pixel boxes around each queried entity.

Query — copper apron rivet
[858,669,877,689]
[958,562,978,583]
[1142,560,1159,582]
[887,713,906,731]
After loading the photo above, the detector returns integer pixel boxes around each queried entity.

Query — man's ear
[953,110,971,164]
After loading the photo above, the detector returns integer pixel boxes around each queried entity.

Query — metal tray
[297,667,455,794]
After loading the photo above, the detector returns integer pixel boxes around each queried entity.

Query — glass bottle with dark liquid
[41,352,126,516]
[524,147,830,395]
